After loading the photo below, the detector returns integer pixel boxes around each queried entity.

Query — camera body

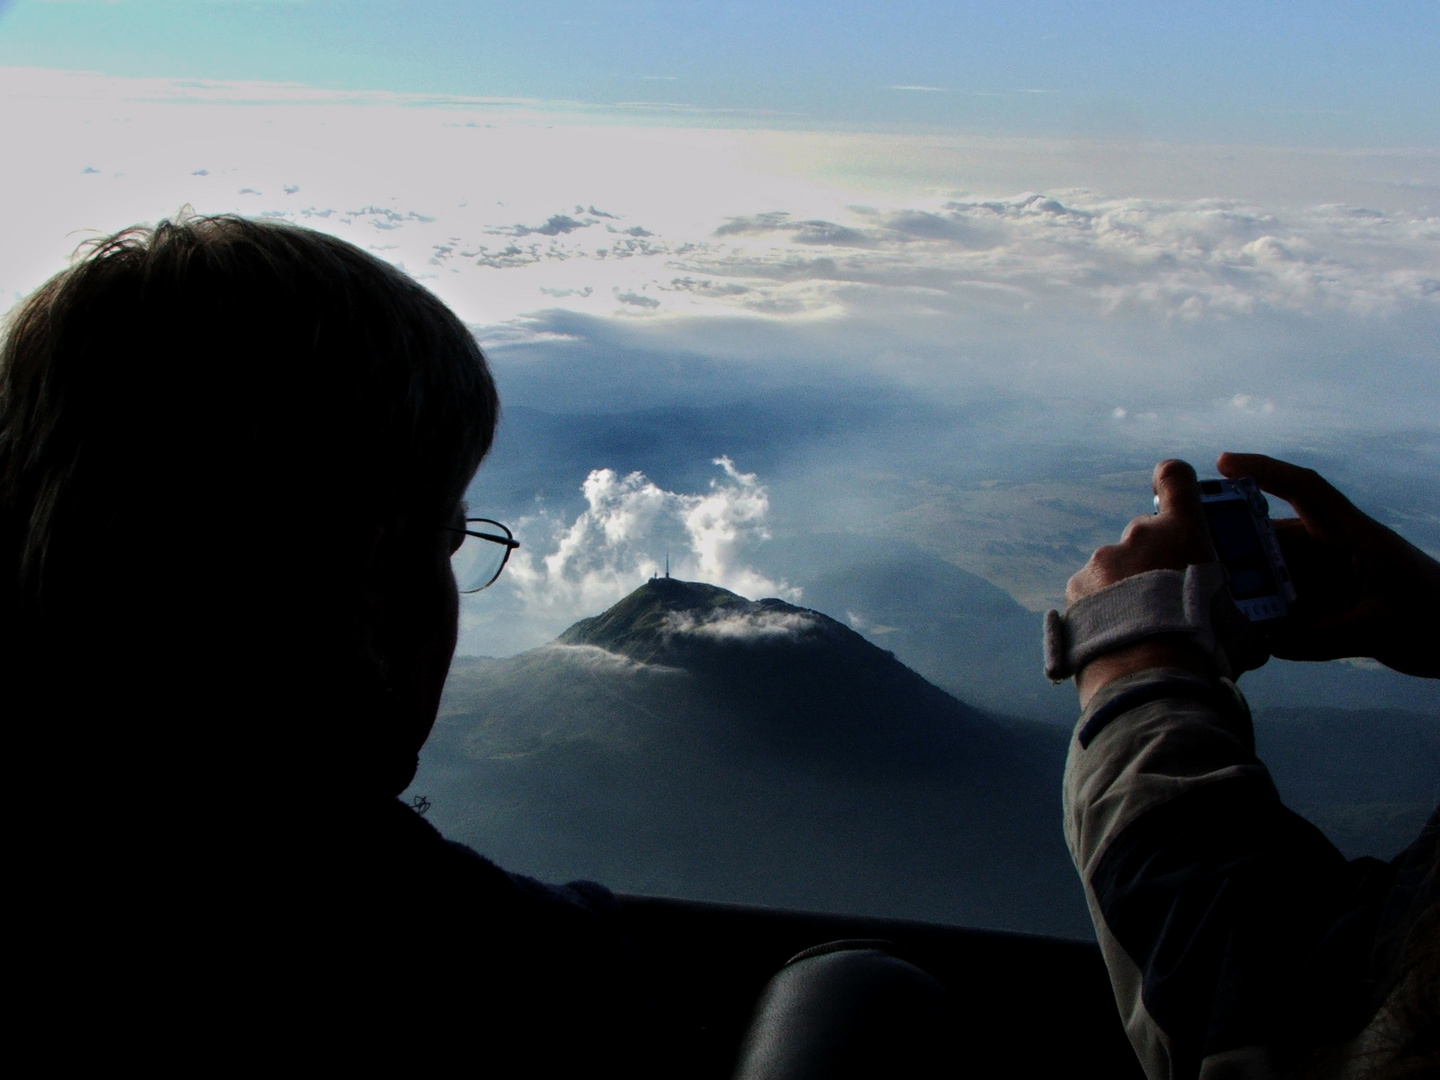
[1196,477,1296,621]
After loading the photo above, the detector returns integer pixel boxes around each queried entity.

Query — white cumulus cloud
[1230,393,1276,414]
[504,458,799,623]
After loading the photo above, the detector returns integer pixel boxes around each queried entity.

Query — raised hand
[1217,452,1440,679]
[1066,459,1221,705]
[1066,458,1217,604]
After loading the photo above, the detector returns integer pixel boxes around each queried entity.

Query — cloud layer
[260,190,1440,329]
[10,68,1433,338]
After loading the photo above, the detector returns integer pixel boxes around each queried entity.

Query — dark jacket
[21,792,663,1074]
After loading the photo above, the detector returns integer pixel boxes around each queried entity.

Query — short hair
[0,214,497,664]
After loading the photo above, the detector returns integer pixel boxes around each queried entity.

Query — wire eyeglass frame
[445,517,520,593]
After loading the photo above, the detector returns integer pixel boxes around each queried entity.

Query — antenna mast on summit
[665,552,670,579]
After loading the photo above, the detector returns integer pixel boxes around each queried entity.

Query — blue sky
[1,0,1437,145]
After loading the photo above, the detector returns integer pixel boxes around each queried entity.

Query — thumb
[1153,458,1205,527]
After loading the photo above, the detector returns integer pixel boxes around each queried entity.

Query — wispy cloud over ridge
[663,608,818,642]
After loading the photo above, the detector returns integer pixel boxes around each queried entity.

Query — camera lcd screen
[1203,500,1277,600]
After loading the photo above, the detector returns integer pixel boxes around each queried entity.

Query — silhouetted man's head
[0,215,498,798]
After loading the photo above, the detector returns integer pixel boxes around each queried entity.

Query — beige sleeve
[1062,669,1280,1080]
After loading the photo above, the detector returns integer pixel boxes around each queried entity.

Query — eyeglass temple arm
[445,523,521,549]
[467,530,520,549]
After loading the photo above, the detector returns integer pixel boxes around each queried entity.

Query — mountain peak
[558,578,840,664]
[553,578,996,749]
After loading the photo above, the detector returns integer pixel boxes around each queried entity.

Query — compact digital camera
[1196,477,1296,621]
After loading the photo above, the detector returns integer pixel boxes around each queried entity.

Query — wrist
[1076,637,1216,709]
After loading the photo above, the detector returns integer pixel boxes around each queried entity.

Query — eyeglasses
[446,517,520,593]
